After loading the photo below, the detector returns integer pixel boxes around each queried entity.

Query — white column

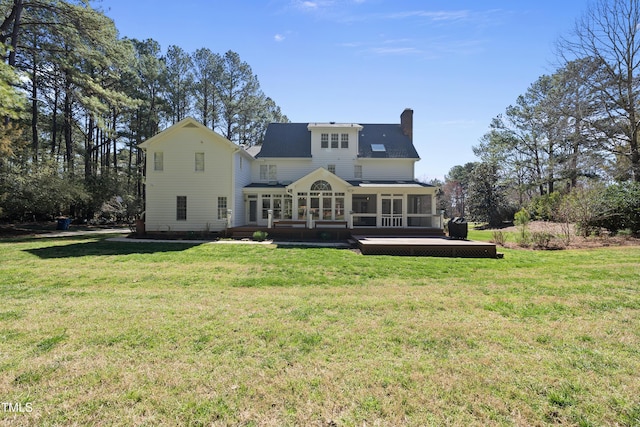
[402,194,407,228]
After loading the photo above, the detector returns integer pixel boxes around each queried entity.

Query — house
[138,118,253,232]
[139,109,442,233]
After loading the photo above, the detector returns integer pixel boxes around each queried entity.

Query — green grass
[0,235,639,426]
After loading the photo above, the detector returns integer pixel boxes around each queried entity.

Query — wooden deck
[352,235,499,258]
[225,226,498,258]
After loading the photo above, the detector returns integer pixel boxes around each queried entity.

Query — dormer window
[331,133,339,148]
[321,133,328,148]
[341,133,349,148]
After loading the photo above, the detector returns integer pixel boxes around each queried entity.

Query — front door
[381,195,403,227]
[249,200,257,223]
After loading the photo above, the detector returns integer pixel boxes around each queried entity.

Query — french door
[381,195,403,227]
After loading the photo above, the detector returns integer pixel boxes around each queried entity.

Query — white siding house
[139,118,252,232]
[140,109,441,233]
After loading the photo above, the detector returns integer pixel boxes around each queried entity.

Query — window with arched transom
[310,180,332,191]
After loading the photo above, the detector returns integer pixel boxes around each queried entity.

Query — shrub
[515,232,531,247]
[491,230,507,246]
[590,182,640,235]
[531,231,554,249]
[252,231,268,241]
[514,208,530,241]
[529,192,562,221]
[559,186,606,238]
[0,161,89,220]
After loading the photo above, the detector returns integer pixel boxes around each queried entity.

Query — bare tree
[558,0,640,182]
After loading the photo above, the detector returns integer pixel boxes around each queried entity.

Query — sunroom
[242,168,442,229]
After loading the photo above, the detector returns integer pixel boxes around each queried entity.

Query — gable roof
[138,117,254,160]
[257,122,419,159]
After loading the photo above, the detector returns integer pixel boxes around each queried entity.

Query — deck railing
[381,215,403,227]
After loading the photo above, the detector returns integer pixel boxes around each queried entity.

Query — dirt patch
[487,221,640,250]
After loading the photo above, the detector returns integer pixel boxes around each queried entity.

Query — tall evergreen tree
[467,162,511,227]
[163,45,193,124]
[192,47,222,129]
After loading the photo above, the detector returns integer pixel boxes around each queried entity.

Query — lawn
[1,234,639,426]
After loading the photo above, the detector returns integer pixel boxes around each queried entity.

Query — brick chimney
[400,108,413,141]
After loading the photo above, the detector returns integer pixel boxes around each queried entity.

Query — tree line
[437,0,640,235]
[0,0,288,221]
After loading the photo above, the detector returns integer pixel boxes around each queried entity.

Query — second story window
[260,164,277,180]
[341,133,349,148]
[328,164,336,174]
[321,133,328,148]
[331,133,339,148]
[195,152,205,171]
[354,165,362,179]
[154,152,163,171]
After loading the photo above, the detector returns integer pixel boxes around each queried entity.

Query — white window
[195,152,204,171]
[331,133,339,148]
[154,152,163,171]
[341,133,349,149]
[328,164,336,174]
[321,133,329,148]
[354,165,362,179]
[260,164,277,180]
[176,196,187,221]
[217,197,227,220]
[262,195,271,219]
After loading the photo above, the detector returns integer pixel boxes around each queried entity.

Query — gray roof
[357,124,419,158]
[256,123,312,158]
[346,180,434,187]
[257,123,419,159]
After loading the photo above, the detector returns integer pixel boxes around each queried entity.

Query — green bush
[514,208,530,242]
[0,161,89,220]
[529,192,562,221]
[590,182,640,235]
[252,231,268,241]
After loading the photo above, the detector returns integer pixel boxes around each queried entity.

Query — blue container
[56,218,71,230]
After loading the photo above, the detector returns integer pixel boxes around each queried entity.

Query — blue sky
[101,0,588,181]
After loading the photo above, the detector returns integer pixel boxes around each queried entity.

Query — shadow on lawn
[25,239,201,259]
